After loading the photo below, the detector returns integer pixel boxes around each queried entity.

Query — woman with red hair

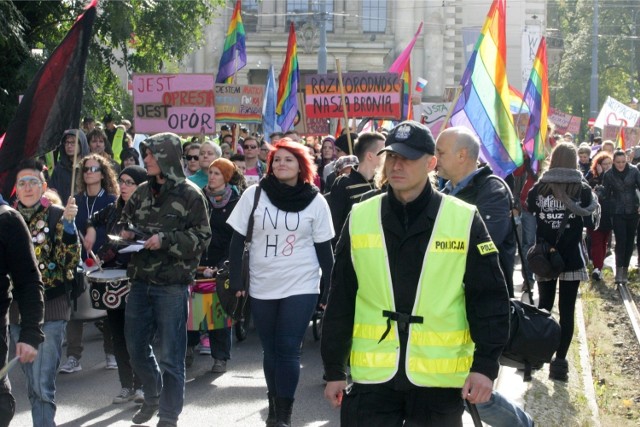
[227,138,334,427]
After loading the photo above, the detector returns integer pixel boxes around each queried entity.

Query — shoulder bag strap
[244,186,262,245]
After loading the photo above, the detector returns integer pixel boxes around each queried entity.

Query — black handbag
[216,187,261,321]
[526,214,569,278]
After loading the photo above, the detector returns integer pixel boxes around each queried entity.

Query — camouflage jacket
[120,133,211,285]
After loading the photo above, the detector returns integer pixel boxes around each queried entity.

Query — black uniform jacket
[321,183,510,389]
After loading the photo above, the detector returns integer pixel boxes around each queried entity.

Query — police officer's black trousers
[340,383,464,427]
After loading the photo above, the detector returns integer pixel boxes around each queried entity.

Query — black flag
[0,0,97,197]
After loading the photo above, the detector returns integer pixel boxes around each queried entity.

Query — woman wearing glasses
[183,143,201,177]
[84,166,148,404]
[59,154,119,375]
[10,159,80,427]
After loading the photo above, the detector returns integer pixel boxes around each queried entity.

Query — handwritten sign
[294,93,331,135]
[132,74,215,134]
[304,72,403,120]
[215,84,265,123]
[548,108,582,135]
[417,102,451,137]
[602,125,640,149]
[594,96,640,130]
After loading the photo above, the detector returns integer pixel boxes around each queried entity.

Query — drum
[187,279,232,331]
[86,269,130,310]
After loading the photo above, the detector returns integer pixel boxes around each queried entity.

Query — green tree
[0,0,225,134]
[550,0,640,136]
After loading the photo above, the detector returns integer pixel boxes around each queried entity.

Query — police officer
[321,121,510,426]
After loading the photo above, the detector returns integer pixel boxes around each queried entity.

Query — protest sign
[294,93,330,135]
[548,108,582,135]
[215,84,264,123]
[417,102,451,136]
[304,72,403,120]
[132,74,215,134]
[594,96,640,130]
[602,125,640,149]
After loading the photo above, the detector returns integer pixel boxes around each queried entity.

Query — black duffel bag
[500,299,561,381]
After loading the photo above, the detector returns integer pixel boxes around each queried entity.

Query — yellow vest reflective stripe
[350,194,476,387]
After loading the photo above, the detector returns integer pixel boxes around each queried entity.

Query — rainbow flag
[389,22,423,121]
[448,0,522,178]
[522,37,549,172]
[276,22,299,131]
[509,85,530,115]
[216,0,247,84]
[616,127,627,150]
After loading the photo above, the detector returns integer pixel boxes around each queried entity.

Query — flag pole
[69,129,80,200]
[336,59,353,155]
[440,86,463,130]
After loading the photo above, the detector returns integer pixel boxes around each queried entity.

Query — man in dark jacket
[120,133,211,427]
[328,132,385,241]
[321,121,509,426]
[48,129,90,203]
[0,196,44,427]
[436,126,517,297]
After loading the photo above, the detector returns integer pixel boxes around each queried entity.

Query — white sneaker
[112,387,135,404]
[592,268,602,281]
[59,356,82,373]
[105,354,118,370]
[134,388,145,404]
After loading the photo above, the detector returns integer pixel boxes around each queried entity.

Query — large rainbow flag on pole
[522,37,549,172]
[448,0,522,177]
[389,22,423,121]
[276,22,299,131]
[216,0,247,84]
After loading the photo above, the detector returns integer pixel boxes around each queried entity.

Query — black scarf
[259,174,318,212]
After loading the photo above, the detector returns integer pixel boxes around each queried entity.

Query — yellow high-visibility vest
[349,194,476,387]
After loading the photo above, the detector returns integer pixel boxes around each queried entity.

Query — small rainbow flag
[522,37,549,172]
[276,22,300,131]
[448,0,522,178]
[509,85,530,115]
[216,0,247,84]
[616,127,627,150]
[389,22,423,121]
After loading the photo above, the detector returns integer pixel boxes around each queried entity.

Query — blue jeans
[250,294,317,399]
[520,211,537,283]
[472,390,533,427]
[10,320,66,427]
[125,282,188,424]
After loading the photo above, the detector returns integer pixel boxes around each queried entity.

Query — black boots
[266,392,276,427]
[549,357,569,382]
[274,397,294,427]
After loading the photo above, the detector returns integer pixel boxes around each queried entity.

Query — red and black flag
[0,0,97,197]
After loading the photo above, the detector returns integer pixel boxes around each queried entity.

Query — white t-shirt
[227,184,334,300]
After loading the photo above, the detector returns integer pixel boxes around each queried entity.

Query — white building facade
[184,0,547,102]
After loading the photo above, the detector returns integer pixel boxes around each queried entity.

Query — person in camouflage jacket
[120,133,211,427]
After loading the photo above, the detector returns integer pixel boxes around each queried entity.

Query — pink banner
[548,108,582,135]
[133,73,216,134]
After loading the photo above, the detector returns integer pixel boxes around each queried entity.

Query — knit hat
[334,155,359,172]
[210,158,236,183]
[119,165,147,185]
[334,133,358,154]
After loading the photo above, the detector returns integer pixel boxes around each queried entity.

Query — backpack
[47,207,86,305]
[500,299,561,381]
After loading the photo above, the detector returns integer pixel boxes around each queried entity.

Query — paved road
[8,320,339,426]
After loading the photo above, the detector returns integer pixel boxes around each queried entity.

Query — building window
[363,0,386,33]
[242,0,259,33]
[287,0,334,32]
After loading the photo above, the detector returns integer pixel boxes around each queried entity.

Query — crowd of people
[1,116,634,427]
